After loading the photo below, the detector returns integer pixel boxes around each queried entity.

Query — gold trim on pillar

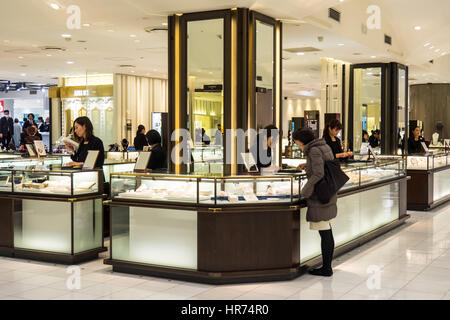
[231,10,238,175]
[275,21,282,166]
[174,15,181,174]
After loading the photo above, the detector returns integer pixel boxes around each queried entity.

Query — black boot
[309,229,335,277]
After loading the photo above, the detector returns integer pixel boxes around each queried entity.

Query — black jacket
[134,133,148,151]
[22,120,36,132]
[0,117,14,136]
[368,135,380,148]
[408,136,425,154]
[71,136,105,168]
[147,144,167,171]
[324,134,346,159]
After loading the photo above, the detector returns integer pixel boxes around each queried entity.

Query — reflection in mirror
[255,20,274,130]
[187,18,224,173]
[353,67,382,152]
[397,68,406,155]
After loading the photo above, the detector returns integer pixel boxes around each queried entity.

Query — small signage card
[241,152,259,173]
[25,144,37,157]
[82,150,100,170]
[34,140,46,156]
[134,152,151,172]
[421,141,429,153]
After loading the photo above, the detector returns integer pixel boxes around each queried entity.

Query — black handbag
[314,159,349,204]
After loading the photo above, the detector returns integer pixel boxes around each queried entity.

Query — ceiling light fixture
[46,54,52,57]
[66,61,74,64]
[20,73,26,77]
[18,56,24,59]
[296,52,305,55]
[130,34,137,38]
[424,43,430,47]
[83,23,90,27]
[61,34,71,38]
[371,56,376,58]
[337,43,344,46]
[162,22,168,26]
[414,26,421,31]
[50,3,60,10]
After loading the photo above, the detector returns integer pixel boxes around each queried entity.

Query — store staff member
[64,116,105,169]
[250,124,278,173]
[368,129,381,148]
[134,124,148,151]
[322,119,353,160]
[408,126,426,154]
[145,129,167,171]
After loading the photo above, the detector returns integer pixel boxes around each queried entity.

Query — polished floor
[1,204,450,300]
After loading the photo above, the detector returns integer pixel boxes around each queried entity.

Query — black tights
[318,228,335,271]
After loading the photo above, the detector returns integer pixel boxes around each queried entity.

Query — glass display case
[406,152,449,170]
[0,168,101,196]
[106,151,139,161]
[111,173,302,205]
[189,146,223,174]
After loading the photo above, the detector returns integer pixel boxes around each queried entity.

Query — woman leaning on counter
[322,119,353,160]
[65,116,105,169]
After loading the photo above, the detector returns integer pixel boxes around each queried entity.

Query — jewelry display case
[0,167,105,264]
[104,157,408,284]
[189,146,223,174]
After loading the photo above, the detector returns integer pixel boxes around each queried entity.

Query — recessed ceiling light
[46,54,52,57]
[430,46,434,49]
[337,43,344,46]
[424,43,430,47]
[18,56,24,59]
[50,3,60,10]
[162,22,168,26]
[371,56,376,58]
[20,73,26,77]
[296,52,305,55]
[131,70,135,73]
[130,34,137,38]
[414,26,421,31]
[61,34,71,38]
[442,52,447,56]
[83,23,90,27]
[66,61,74,64]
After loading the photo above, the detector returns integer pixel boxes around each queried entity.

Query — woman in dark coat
[293,128,337,277]
[134,125,148,151]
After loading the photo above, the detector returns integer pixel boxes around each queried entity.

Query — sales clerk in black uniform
[408,126,426,154]
[64,116,105,169]
[322,119,353,160]
[133,124,148,151]
[145,129,167,171]
[368,129,381,148]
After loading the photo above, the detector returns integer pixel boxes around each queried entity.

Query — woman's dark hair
[73,116,94,140]
[28,113,35,120]
[293,128,315,145]
[38,117,44,122]
[136,125,145,136]
[371,129,381,135]
[146,129,162,145]
[323,119,342,139]
[362,130,368,136]
[26,126,37,136]
[14,118,19,123]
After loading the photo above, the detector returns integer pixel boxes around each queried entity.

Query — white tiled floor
[1,204,450,300]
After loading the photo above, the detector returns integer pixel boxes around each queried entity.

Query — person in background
[201,128,211,145]
[134,124,148,151]
[32,124,42,141]
[293,127,336,277]
[13,118,22,148]
[64,116,105,169]
[0,110,14,150]
[23,126,41,145]
[44,117,51,132]
[322,119,353,160]
[250,124,279,173]
[408,126,426,154]
[214,124,223,146]
[22,113,36,132]
[362,130,369,143]
[145,129,167,171]
[368,129,381,148]
[37,117,45,132]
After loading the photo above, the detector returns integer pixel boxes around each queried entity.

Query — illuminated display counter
[104,158,408,284]
[0,167,106,264]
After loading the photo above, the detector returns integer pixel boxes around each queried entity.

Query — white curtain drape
[114,74,168,144]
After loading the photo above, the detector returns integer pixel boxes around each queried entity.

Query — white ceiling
[0,0,449,94]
